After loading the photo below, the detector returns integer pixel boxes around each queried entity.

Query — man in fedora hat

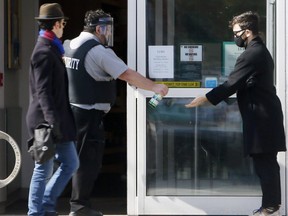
[26,3,79,216]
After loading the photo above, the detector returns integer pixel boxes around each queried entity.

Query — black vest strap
[63,39,116,105]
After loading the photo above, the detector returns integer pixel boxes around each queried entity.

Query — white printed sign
[148,46,174,79]
[180,45,202,62]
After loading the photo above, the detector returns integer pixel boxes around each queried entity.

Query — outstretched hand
[153,84,169,97]
[185,96,210,108]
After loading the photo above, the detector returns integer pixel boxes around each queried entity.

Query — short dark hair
[229,11,260,35]
[38,19,60,31]
[83,9,111,33]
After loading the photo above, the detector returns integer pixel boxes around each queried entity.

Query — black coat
[206,37,286,155]
[26,37,76,143]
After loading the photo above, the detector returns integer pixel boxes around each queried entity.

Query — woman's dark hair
[229,11,260,35]
[83,9,110,33]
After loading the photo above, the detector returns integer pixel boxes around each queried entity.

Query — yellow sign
[156,81,201,88]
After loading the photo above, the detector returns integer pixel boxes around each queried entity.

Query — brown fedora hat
[35,3,68,20]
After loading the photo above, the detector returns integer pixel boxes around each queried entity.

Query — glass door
[127,0,286,215]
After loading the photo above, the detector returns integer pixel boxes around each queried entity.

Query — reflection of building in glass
[146,98,260,196]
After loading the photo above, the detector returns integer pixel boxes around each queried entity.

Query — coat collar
[246,36,263,49]
[37,37,63,58]
[37,36,52,45]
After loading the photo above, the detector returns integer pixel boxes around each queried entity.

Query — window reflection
[146,0,266,86]
[146,98,261,196]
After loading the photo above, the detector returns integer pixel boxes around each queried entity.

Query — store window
[146,0,266,88]
[146,98,260,196]
[145,0,267,196]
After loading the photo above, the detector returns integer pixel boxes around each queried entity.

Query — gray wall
[17,0,38,189]
[0,0,6,211]
[0,0,39,205]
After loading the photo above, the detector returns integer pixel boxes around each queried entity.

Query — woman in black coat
[26,3,79,216]
[186,11,286,216]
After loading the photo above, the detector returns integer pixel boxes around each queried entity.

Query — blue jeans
[28,141,79,216]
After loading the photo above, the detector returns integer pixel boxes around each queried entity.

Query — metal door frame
[127,0,287,215]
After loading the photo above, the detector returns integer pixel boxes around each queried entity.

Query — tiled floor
[1,197,127,216]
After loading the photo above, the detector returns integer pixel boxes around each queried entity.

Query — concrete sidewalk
[2,197,127,216]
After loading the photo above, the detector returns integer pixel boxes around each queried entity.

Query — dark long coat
[206,36,286,155]
[26,37,76,143]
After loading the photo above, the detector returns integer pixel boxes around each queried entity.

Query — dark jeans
[251,153,281,208]
[70,105,106,212]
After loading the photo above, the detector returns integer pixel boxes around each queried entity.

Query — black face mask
[234,31,247,47]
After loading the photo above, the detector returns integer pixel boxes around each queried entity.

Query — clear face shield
[99,17,114,47]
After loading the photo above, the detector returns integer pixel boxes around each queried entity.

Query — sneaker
[252,207,280,216]
[69,207,103,216]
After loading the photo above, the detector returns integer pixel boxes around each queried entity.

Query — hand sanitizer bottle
[148,94,163,108]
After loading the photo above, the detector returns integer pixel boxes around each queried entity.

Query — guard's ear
[95,25,101,34]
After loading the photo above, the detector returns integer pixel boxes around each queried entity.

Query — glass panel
[146,0,266,87]
[146,98,261,196]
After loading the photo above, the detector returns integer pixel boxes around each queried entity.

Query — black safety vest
[63,39,116,104]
